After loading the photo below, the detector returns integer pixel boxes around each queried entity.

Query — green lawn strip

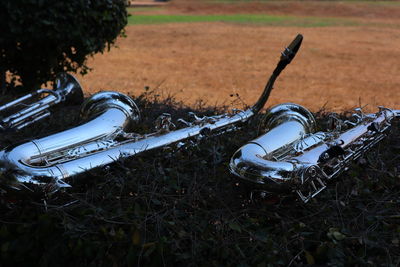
[127,7,165,14]
[361,0,400,6]
[206,0,400,4]
[128,14,359,27]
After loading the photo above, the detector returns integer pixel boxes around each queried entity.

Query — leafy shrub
[0,90,399,266]
[0,0,128,92]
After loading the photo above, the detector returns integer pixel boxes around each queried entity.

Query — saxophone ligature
[0,73,83,131]
[230,102,400,203]
[0,34,304,193]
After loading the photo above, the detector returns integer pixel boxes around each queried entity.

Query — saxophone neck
[251,34,303,114]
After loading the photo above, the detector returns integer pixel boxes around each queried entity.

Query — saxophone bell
[0,91,141,192]
[0,73,84,131]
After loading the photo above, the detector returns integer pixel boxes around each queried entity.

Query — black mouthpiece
[280,34,303,64]
[252,34,303,114]
[273,34,303,76]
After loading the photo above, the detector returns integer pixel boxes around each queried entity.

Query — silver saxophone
[0,73,83,131]
[0,34,304,193]
[230,103,400,202]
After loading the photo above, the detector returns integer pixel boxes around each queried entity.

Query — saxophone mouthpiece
[280,34,303,64]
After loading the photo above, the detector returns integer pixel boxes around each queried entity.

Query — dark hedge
[0,0,127,92]
[0,90,399,266]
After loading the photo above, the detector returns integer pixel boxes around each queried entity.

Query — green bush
[1,90,399,266]
[0,0,128,92]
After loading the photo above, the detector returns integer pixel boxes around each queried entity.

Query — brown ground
[78,1,400,112]
[145,0,400,19]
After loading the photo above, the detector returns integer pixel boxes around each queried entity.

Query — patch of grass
[127,7,165,14]
[206,0,270,3]
[362,0,400,6]
[128,14,359,27]
[207,0,400,3]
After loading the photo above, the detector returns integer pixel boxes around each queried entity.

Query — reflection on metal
[0,73,83,131]
[0,35,304,193]
[230,103,400,202]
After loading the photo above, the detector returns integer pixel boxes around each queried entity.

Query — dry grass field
[3,3,400,266]
[79,1,400,112]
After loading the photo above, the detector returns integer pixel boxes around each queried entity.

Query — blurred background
[80,0,400,112]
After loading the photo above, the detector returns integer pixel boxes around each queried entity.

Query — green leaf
[229,222,242,233]
[304,250,315,264]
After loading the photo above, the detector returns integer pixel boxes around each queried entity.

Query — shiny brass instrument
[0,34,304,192]
[0,73,83,131]
[230,103,400,202]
